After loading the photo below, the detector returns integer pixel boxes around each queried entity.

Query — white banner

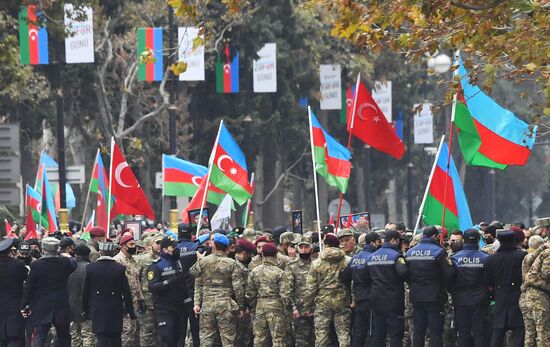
[64,4,94,63]
[320,64,342,110]
[414,103,434,144]
[372,81,392,122]
[178,27,205,81]
[211,194,233,230]
[253,43,277,93]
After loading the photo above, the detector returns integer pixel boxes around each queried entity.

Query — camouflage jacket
[524,247,550,294]
[345,245,362,257]
[113,251,144,309]
[190,251,245,312]
[249,253,290,271]
[285,257,312,314]
[246,257,291,310]
[134,250,159,309]
[86,239,100,262]
[304,247,351,312]
[235,259,250,290]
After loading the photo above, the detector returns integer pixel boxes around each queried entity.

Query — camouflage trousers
[236,314,252,347]
[522,288,550,347]
[519,292,536,347]
[314,307,351,347]
[293,316,314,347]
[70,321,95,347]
[138,308,159,347]
[121,316,139,347]
[252,308,286,347]
[199,307,237,347]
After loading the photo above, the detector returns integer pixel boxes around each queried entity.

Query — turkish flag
[348,80,405,159]
[110,142,155,219]
[182,174,209,223]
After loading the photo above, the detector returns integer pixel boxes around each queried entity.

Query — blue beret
[213,233,229,246]
[197,234,210,245]
[165,230,178,240]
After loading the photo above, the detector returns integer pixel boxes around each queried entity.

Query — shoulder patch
[153,258,161,263]
[398,257,406,264]
[147,271,155,281]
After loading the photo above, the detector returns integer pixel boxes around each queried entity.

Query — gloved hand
[172,247,181,260]
[138,300,147,314]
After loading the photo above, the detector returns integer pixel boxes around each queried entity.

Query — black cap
[0,238,14,254]
[384,230,401,240]
[422,226,439,238]
[59,237,75,249]
[496,230,515,242]
[178,223,191,236]
[18,241,31,254]
[74,244,91,257]
[232,226,245,234]
[160,237,177,250]
[463,229,480,241]
[364,231,381,244]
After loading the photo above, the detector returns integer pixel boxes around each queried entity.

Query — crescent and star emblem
[29,29,38,41]
[97,191,103,207]
[191,176,202,187]
[217,155,234,172]
[36,202,42,212]
[224,64,231,74]
[115,162,133,188]
[357,103,379,121]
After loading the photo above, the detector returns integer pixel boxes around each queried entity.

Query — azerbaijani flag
[209,122,253,205]
[26,185,43,226]
[137,28,163,82]
[309,109,352,193]
[421,140,473,231]
[216,43,239,93]
[94,152,110,231]
[80,210,95,241]
[454,58,537,168]
[41,170,58,233]
[162,155,225,205]
[19,5,48,65]
[35,152,76,211]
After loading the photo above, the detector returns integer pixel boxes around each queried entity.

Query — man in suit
[82,241,136,347]
[485,229,527,347]
[0,238,28,347]
[20,237,77,347]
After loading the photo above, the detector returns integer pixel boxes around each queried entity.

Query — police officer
[445,229,489,347]
[148,236,192,347]
[367,229,408,347]
[405,226,447,347]
[0,238,28,347]
[346,231,381,347]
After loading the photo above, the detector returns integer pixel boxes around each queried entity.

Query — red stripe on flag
[164,168,196,185]
[326,156,351,178]
[214,145,253,194]
[223,45,231,92]
[145,28,154,81]
[473,118,532,165]
[312,127,326,148]
[28,6,39,65]
[429,166,458,217]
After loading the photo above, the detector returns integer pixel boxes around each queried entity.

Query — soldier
[246,243,291,346]
[345,231,381,347]
[135,233,163,347]
[235,238,256,347]
[304,233,352,347]
[190,233,245,346]
[521,240,549,346]
[148,236,192,347]
[68,244,95,347]
[485,230,527,347]
[279,231,295,256]
[250,236,289,270]
[82,241,136,347]
[405,226,448,347]
[534,217,550,239]
[86,226,106,262]
[367,230,408,347]
[285,235,315,347]
[21,237,77,347]
[444,229,489,347]
[113,232,146,347]
[0,238,28,347]
[338,228,361,256]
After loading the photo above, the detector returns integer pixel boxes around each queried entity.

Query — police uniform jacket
[485,242,527,328]
[347,244,378,303]
[82,256,135,334]
[177,238,198,272]
[405,237,447,303]
[367,243,408,310]
[21,256,77,327]
[0,256,28,338]
[67,258,90,322]
[148,252,191,307]
[445,244,489,306]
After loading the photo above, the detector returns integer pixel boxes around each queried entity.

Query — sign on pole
[253,43,277,93]
[45,166,86,184]
[372,81,392,122]
[64,4,94,63]
[320,64,342,110]
[178,27,205,81]
[414,103,434,144]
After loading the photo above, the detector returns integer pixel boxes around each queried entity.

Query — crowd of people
[0,217,549,347]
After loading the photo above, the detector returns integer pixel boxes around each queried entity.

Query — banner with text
[253,43,277,93]
[64,4,94,63]
[414,103,434,144]
[320,64,341,110]
[178,27,205,81]
[372,81,392,122]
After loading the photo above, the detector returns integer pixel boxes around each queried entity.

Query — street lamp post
[168,5,179,231]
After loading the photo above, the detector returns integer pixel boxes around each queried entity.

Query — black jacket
[68,258,90,322]
[21,256,77,327]
[367,243,408,310]
[485,243,526,328]
[405,237,447,303]
[346,244,378,303]
[0,256,28,338]
[82,257,135,334]
[148,252,191,307]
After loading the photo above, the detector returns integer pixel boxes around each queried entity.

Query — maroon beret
[89,226,106,237]
[324,233,340,248]
[119,233,134,245]
[254,236,272,246]
[236,238,256,253]
[262,243,278,257]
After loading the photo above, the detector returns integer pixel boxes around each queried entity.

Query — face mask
[451,240,464,253]
[299,253,311,260]
[18,256,32,265]
[30,250,40,259]
[127,247,137,255]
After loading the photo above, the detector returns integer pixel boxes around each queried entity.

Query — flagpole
[336,73,362,231]
[106,137,114,239]
[196,119,223,236]
[80,149,98,232]
[308,106,323,250]
[243,172,254,227]
[414,136,446,233]
[161,154,165,225]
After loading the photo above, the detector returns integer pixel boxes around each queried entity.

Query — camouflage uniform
[235,258,252,347]
[403,283,413,347]
[86,239,100,262]
[304,247,351,347]
[113,251,144,347]
[190,250,245,346]
[520,245,545,347]
[249,252,290,271]
[345,245,361,257]
[70,320,94,347]
[246,257,291,347]
[522,246,550,347]
[285,257,315,347]
[134,248,160,347]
